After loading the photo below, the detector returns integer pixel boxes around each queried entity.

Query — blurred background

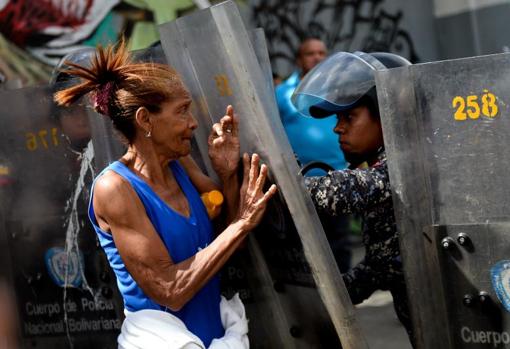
[0,0,509,88]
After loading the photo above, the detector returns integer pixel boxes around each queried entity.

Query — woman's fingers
[220,106,233,135]
[242,152,275,200]
[211,122,223,137]
[248,154,259,190]
[210,106,240,140]
[230,106,239,137]
[254,164,277,207]
[220,105,241,137]
[259,184,278,204]
[255,164,268,193]
[236,153,277,228]
[220,115,232,132]
[226,105,234,118]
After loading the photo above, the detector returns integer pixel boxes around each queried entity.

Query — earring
[145,129,152,138]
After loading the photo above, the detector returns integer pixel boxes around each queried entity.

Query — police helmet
[50,47,95,89]
[291,51,410,118]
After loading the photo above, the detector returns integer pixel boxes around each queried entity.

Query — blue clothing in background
[275,71,346,176]
[88,160,224,347]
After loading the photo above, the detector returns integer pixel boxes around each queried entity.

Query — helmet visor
[291,52,380,117]
[50,47,95,87]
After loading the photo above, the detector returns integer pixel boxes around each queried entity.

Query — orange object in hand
[201,190,224,219]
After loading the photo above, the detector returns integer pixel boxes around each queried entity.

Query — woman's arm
[93,154,275,311]
[178,155,219,193]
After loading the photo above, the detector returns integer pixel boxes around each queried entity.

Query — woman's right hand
[235,153,278,232]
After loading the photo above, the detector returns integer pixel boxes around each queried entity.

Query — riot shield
[376,53,510,348]
[159,2,366,348]
[142,28,297,348]
[249,28,276,98]
[0,86,124,348]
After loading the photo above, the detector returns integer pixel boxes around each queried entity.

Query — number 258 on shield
[452,90,499,121]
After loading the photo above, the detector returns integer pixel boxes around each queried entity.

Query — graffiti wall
[248,0,439,77]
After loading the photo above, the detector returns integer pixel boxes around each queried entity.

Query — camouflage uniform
[305,151,414,344]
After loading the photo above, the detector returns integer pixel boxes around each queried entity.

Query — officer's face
[334,106,383,160]
[58,105,91,152]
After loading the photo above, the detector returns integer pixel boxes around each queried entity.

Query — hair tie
[94,81,115,116]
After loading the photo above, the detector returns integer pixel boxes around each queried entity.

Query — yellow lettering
[51,127,59,146]
[38,129,48,149]
[24,128,61,151]
[453,96,466,121]
[26,132,37,151]
[453,90,500,121]
[214,74,233,96]
[482,89,498,118]
[466,95,480,119]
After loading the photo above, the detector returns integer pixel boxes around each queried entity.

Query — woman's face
[150,94,198,158]
[334,105,383,162]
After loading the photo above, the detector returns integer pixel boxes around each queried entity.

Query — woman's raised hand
[235,153,278,232]
[208,105,240,180]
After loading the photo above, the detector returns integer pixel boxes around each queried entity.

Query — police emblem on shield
[491,260,510,312]
[44,247,83,288]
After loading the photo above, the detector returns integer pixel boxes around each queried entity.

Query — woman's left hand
[208,105,240,179]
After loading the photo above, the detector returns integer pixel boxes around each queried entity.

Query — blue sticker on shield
[44,247,83,288]
[491,260,510,312]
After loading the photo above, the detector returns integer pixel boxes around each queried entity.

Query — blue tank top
[275,71,347,176]
[88,160,224,346]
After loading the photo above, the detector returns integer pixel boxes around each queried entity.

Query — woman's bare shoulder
[93,170,133,201]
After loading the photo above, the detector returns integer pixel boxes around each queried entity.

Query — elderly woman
[54,43,277,348]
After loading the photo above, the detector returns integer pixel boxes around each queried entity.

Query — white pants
[118,293,249,349]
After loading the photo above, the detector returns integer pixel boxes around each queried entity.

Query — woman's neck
[121,144,176,184]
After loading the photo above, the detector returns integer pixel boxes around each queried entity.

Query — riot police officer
[292,51,415,346]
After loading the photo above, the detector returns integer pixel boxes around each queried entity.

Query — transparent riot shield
[0,86,124,348]
[376,53,510,348]
[159,2,366,348]
[249,28,276,98]
[141,29,297,348]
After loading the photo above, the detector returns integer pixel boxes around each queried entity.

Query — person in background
[54,41,277,348]
[275,37,346,174]
[292,51,415,346]
[272,72,282,86]
[276,38,351,272]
